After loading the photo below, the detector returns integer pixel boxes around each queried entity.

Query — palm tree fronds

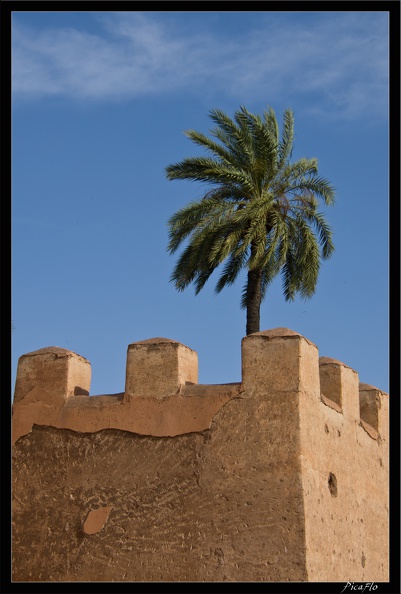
[165,104,335,332]
[215,250,248,294]
[277,109,294,170]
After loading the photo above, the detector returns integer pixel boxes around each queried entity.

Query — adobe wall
[241,332,389,582]
[299,357,389,582]
[11,329,389,582]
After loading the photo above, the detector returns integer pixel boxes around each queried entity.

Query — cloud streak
[12,11,388,119]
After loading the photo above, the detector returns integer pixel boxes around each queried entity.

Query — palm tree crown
[166,105,335,335]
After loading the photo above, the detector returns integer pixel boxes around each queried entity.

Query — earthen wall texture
[298,358,388,581]
[11,329,389,582]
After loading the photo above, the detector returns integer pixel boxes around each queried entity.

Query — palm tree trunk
[246,266,262,335]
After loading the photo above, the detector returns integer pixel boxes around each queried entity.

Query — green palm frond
[215,249,248,294]
[167,196,233,253]
[277,109,294,170]
[291,176,335,206]
[305,210,335,259]
[184,130,240,166]
[210,108,255,167]
[240,280,249,310]
[166,156,254,190]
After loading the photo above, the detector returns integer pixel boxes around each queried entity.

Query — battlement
[12,328,388,444]
[12,328,389,582]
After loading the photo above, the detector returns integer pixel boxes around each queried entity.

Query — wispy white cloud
[12,11,388,119]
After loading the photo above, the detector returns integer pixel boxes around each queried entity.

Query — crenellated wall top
[12,328,388,445]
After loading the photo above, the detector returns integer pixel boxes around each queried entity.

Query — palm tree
[166,105,335,335]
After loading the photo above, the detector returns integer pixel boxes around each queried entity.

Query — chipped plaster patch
[83,506,113,535]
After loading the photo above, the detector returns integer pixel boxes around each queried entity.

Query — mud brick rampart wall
[12,328,389,582]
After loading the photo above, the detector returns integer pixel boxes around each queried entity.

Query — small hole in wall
[361,553,366,568]
[328,472,338,497]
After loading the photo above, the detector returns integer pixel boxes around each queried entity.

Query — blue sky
[11,10,389,396]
